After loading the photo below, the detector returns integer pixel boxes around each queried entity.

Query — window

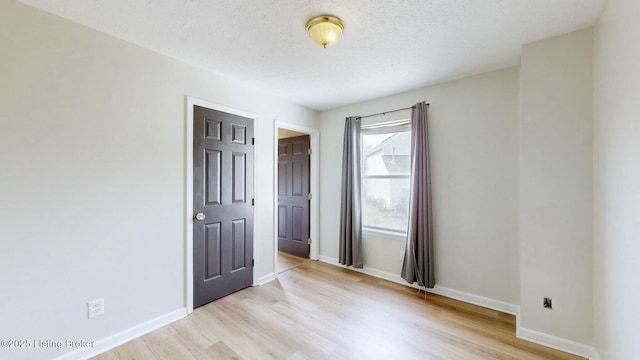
[361,123,411,233]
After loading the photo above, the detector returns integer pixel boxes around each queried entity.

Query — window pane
[362,131,411,176]
[362,177,410,232]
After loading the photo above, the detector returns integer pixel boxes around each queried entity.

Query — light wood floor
[276,251,308,274]
[93,256,584,360]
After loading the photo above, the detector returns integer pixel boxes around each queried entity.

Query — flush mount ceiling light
[305,15,344,48]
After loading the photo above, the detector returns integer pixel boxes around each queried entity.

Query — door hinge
[251,259,255,267]
[308,193,312,200]
[307,238,312,245]
[251,198,255,206]
[252,137,255,145]
[307,148,312,155]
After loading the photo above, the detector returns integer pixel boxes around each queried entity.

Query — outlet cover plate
[88,298,104,319]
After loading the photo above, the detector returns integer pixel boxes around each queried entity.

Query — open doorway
[273,122,319,275]
[277,132,311,259]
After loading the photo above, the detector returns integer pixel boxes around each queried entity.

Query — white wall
[6,1,630,358]
[319,67,520,306]
[594,0,640,358]
[0,2,318,359]
[519,28,593,345]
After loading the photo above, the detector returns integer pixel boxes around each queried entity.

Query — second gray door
[277,135,310,258]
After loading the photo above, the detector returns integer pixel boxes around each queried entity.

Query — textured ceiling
[19,0,606,111]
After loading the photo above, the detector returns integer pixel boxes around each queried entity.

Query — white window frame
[361,120,411,235]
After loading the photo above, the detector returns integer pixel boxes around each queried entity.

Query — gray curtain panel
[339,116,363,268]
[401,102,435,288]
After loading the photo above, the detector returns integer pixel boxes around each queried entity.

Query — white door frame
[185,96,257,314]
[273,120,320,269]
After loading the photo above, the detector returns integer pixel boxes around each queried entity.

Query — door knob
[195,213,206,221]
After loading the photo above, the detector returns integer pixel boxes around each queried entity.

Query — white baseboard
[318,256,519,315]
[53,308,187,360]
[428,285,520,315]
[517,326,599,360]
[318,255,339,265]
[256,272,277,286]
[317,256,599,359]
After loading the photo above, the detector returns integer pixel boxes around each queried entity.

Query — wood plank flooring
[276,251,307,274]
[93,256,584,360]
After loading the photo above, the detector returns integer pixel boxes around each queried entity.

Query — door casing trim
[273,121,320,270]
[185,96,257,314]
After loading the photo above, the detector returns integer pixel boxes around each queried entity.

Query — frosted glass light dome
[305,15,344,48]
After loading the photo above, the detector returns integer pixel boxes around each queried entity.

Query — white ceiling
[19,0,606,111]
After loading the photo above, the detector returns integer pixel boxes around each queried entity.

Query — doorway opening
[277,132,310,261]
[273,122,319,276]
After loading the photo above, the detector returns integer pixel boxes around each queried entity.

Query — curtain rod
[358,103,429,119]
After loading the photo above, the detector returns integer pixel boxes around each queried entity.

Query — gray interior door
[193,105,254,308]
[277,135,310,258]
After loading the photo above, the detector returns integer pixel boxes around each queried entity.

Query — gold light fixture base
[305,15,344,48]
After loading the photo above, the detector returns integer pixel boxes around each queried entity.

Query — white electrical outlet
[88,298,104,319]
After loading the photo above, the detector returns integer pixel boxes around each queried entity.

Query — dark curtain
[339,116,363,268]
[401,102,435,287]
